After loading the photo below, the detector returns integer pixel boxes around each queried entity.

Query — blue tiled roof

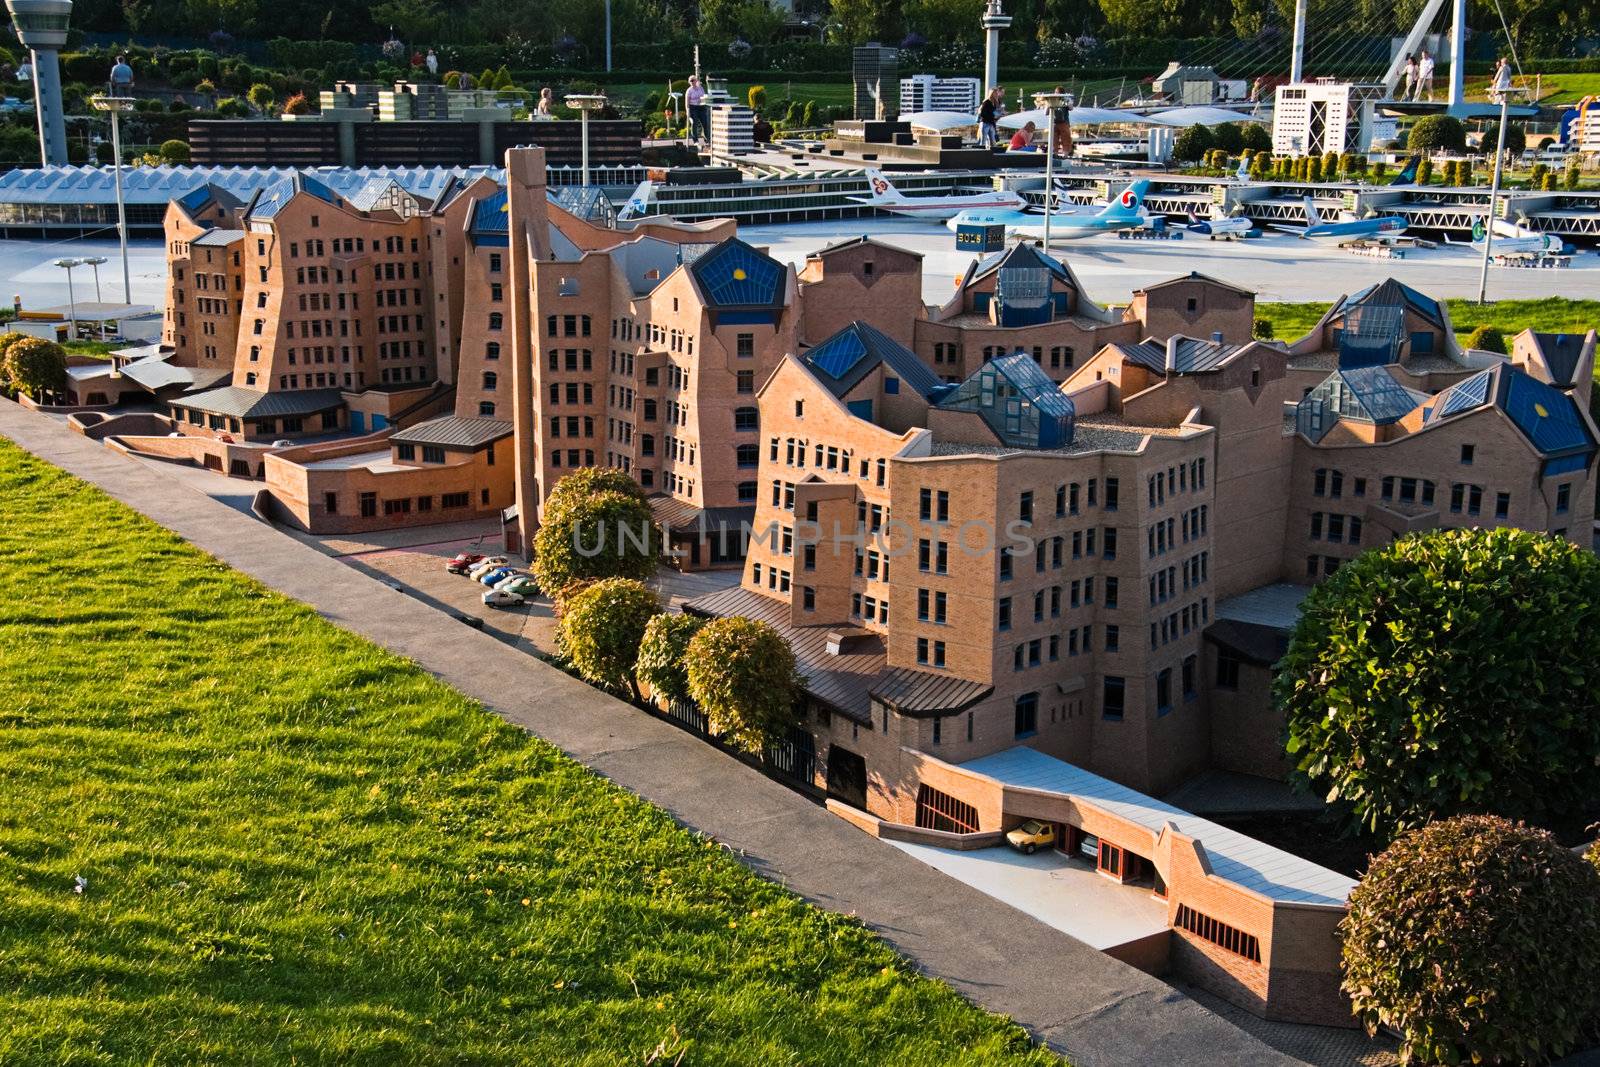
[973,241,1069,282]
[1500,369,1594,457]
[689,239,786,307]
[471,188,509,235]
[247,173,340,221]
[1341,278,1443,328]
[803,322,951,403]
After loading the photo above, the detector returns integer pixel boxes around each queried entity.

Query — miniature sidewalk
[1,399,1305,1067]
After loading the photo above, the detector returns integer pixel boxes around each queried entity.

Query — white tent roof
[999,106,1158,129]
[901,110,978,131]
[1144,106,1267,127]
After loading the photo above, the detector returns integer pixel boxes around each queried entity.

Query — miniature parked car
[490,571,530,590]
[1005,819,1055,855]
[479,565,517,586]
[271,439,293,448]
[467,557,508,580]
[446,552,485,575]
[483,578,538,607]
[494,575,538,597]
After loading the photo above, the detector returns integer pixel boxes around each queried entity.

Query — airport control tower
[7,0,72,165]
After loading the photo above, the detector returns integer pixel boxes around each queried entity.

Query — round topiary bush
[1342,815,1600,1065]
[3,335,68,400]
[1408,114,1466,154]
[685,617,800,754]
[1278,527,1600,837]
[558,578,659,699]
[635,612,703,707]
[1464,324,1506,354]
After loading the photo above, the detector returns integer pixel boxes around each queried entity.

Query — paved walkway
[1,400,1303,1067]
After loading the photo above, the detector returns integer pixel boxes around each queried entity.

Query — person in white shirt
[1398,54,1416,101]
[685,75,709,144]
[1415,51,1435,101]
[1490,57,1513,104]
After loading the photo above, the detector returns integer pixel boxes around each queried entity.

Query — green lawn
[0,439,1055,1066]
[1258,297,1600,347]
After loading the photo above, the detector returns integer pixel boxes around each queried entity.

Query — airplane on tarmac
[1272,197,1409,244]
[1445,218,1570,257]
[847,170,1027,219]
[947,179,1152,242]
[1184,208,1259,239]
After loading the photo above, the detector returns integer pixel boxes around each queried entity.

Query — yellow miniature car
[1005,819,1055,855]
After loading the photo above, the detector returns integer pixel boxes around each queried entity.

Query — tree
[1251,317,1273,340]
[1278,527,1600,837]
[559,578,660,699]
[3,336,67,400]
[1240,122,1271,153]
[685,617,800,754]
[215,97,251,118]
[1408,114,1465,153]
[1464,324,1507,353]
[747,85,766,113]
[801,100,816,127]
[246,82,275,114]
[544,468,647,523]
[158,138,191,164]
[1480,120,1526,157]
[1171,124,1213,163]
[826,0,903,43]
[531,476,658,594]
[635,612,704,707]
[281,92,311,116]
[1342,815,1600,1065]
[1209,122,1243,154]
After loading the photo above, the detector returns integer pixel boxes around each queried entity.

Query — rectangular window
[915,785,979,834]
[1495,492,1510,519]
[1013,692,1038,738]
[359,492,377,518]
[1556,483,1571,514]
[1156,669,1172,716]
[1175,904,1261,963]
[1103,477,1119,511]
[1216,648,1241,689]
[323,492,337,514]
[1102,677,1125,721]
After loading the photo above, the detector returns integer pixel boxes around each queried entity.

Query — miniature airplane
[1273,197,1408,244]
[947,179,1151,242]
[849,170,1026,220]
[1184,209,1258,239]
[1445,218,1569,256]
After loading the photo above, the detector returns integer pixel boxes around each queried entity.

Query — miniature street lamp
[564,93,608,188]
[53,256,80,335]
[1477,85,1529,305]
[89,90,135,303]
[81,254,107,301]
[1033,90,1071,248]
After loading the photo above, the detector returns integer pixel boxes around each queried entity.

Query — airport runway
[742,217,1600,306]
[3,225,1595,314]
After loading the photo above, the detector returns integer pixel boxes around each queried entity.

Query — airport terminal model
[61,146,1594,1029]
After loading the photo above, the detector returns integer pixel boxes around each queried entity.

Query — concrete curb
[0,399,1305,1067]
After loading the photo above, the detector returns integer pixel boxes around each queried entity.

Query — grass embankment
[1257,298,1600,348]
[0,439,1056,1066]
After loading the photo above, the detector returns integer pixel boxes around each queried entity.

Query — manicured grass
[1257,297,1600,346]
[0,440,1056,1066]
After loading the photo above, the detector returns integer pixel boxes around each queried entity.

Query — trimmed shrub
[1464,324,1506,353]
[1279,527,1600,837]
[1342,815,1600,1065]
[158,139,190,164]
[685,617,800,754]
[1408,114,1466,153]
[3,336,68,400]
[1251,318,1273,340]
[635,612,704,707]
[559,578,660,699]
[1480,120,1525,157]
[1240,123,1271,152]
[531,489,658,593]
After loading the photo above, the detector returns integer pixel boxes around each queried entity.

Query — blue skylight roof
[807,329,869,380]
[1428,369,1493,421]
[1502,370,1594,457]
[471,188,509,235]
[689,240,785,307]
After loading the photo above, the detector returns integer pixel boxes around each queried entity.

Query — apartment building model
[141,146,1596,1026]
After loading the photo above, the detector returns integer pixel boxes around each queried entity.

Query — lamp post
[1476,86,1527,305]
[82,254,107,301]
[90,92,135,303]
[564,93,608,188]
[1034,90,1069,248]
[54,256,80,337]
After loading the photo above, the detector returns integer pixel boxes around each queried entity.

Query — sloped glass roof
[1426,368,1493,422]
[1502,370,1594,457]
[689,240,785,307]
[470,189,509,235]
[938,352,1075,448]
[807,329,870,380]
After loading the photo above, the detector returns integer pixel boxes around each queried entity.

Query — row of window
[341,488,482,518]
[1308,512,1363,544]
[1147,459,1207,508]
[1150,599,1208,649]
[1011,627,1095,671]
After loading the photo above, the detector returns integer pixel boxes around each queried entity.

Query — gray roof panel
[389,415,512,449]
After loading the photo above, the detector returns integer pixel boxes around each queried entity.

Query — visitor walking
[425,49,439,77]
[979,87,1003,148]
[686,75,709,144]
[1490,57,1513,104]
[1051,85,1073,158]
[1415,50,1434,101]
[1398,54,1416,101]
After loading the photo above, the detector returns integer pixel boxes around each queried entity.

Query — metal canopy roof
[962,746,1356,907]
[0,164,500,207]
[389,415,512,449]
